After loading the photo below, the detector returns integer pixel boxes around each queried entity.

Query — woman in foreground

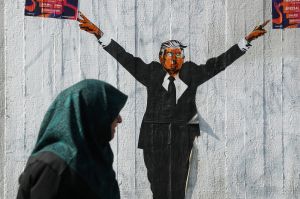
[17,79,128,199]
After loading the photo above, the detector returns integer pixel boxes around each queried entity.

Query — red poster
[272,0,300,28]
[25,0,79,20]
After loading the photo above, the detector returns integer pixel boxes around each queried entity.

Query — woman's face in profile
[111,115,122,139]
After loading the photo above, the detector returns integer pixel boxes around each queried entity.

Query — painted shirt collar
[162,73,188,103]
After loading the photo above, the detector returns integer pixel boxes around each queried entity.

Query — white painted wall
[2,0,300,198]
[1,0,5,197]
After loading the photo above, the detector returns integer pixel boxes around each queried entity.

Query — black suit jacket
[104,40,245,149]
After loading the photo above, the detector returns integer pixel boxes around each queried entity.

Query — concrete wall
[1,0,5,197]
[2,0,300,198]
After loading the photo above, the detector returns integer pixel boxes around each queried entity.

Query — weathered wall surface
[2,0,300,198]
[1,0,5,197]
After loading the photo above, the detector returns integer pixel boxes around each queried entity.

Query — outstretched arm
[192,20,269,86]
[77,11,151,86]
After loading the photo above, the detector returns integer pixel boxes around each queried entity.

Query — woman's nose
[117,115,122,123]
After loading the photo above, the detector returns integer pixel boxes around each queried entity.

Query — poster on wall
[25,0,79,20]
[272,0,300,29]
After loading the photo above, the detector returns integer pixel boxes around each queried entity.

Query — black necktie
[168,76,176,106]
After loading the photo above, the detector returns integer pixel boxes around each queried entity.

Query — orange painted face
[159,48,184,76]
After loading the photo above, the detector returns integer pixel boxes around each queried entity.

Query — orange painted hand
[77,11,103,39]
[245,20,270,42]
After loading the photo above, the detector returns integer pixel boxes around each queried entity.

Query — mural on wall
[25,0,79,20]
[78,11,268,199]
[272,0,300,28]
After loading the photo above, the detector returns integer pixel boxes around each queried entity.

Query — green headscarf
[31,79,128,198]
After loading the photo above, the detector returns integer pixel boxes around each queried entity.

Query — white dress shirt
[162,74,188,104]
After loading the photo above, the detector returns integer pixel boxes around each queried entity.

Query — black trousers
[142,124,196,199]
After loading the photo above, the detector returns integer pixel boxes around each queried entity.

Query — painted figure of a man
[78,12,268,199]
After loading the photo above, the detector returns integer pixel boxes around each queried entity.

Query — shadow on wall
[185,113,218,198]
[185,140,199,199]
